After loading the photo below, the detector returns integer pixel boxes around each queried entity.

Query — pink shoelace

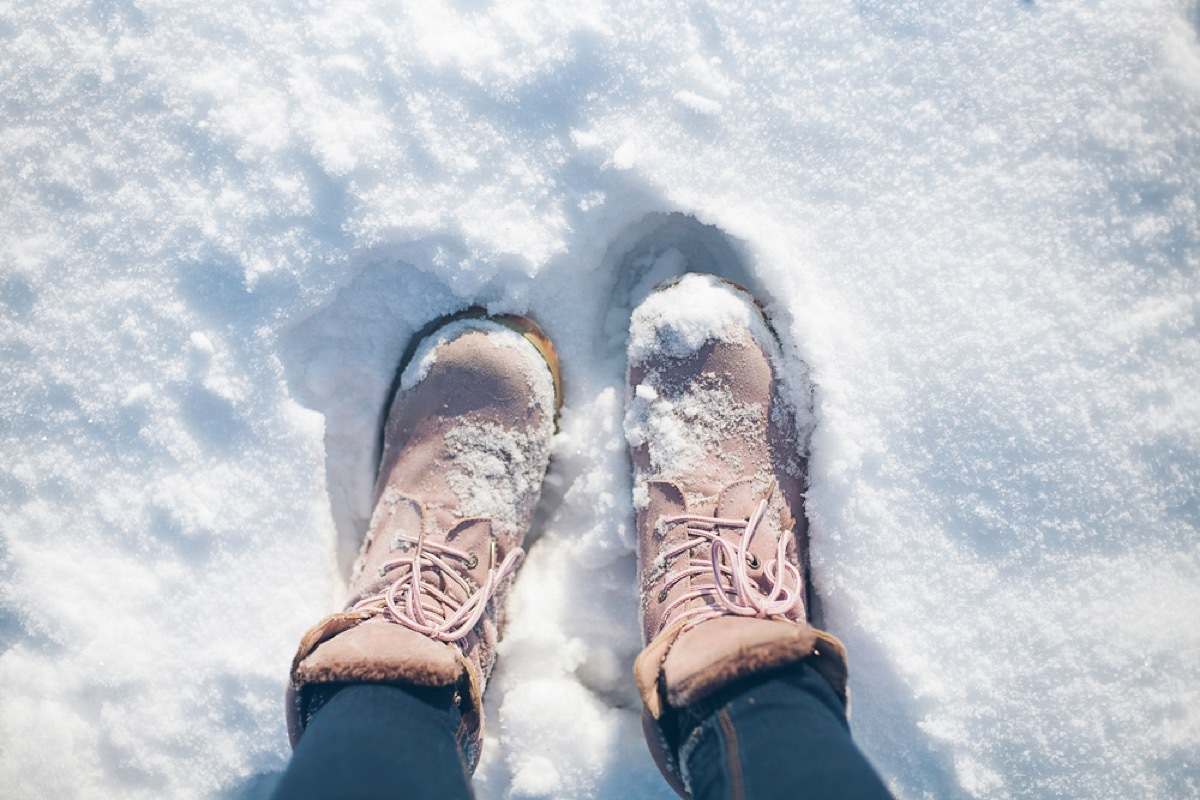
[352,530,524,643]
[655,482,802,631]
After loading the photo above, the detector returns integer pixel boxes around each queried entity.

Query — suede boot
[624,274,848,797]
[286,311,561,772]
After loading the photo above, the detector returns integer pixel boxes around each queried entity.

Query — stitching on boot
[716,707,745,800]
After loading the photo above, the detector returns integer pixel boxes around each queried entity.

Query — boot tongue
[715,478,760,520]
[642,478,729,521]
[714,477,795,606]
[367,493,496,586]
[379,516,497,612]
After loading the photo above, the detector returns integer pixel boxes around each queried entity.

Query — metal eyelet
[746,554,760,569]
[658,588,669,603]
[465,552,478,569]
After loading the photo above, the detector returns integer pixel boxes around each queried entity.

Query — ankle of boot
[285,611,491,772]
[634,618,850,798]
[635,618,848,718]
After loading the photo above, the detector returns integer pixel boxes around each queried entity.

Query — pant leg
[680,663,893,800]
[271,683,475,800]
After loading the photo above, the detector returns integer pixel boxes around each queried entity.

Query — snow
[399,318,544,391]
[625,273,770,364]
[444,417,555,534]
[624,274,805,496]
[625,378,768,489]
[2,0,1198,798]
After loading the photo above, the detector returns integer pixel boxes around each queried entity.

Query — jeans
[678,664,892,800]
[270,683,472,800]
[271,663,891,800]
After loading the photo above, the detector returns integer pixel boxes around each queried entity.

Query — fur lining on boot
[634,617,850,798]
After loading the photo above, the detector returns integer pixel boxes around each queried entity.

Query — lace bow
[353,527,524,643]
[655,481,802,631]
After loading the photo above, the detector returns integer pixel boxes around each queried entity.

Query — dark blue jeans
[678,664,892,800]
[270,683,472,800]
[271,663,891,800]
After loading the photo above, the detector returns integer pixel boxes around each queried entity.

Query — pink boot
[625,274,848,795]
[286,311,561,772]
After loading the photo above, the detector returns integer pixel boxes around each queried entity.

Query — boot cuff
[284,612,486,769]
[634,617,849,797]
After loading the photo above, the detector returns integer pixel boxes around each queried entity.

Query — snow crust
[625,380,767,490]
[399,318,542,392]
[624,274,804,497]
[3,1,1199,799]
[626,273,770,365]
[445,418,555,535]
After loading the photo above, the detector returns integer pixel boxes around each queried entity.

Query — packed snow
[624,274,807,498]
[2,1,1199,799]
[625,274,771,364]
[399,318,547,392]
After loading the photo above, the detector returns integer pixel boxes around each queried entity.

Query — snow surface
[2,1,1199,798]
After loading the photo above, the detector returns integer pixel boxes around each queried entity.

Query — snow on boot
[624,274,848,795]
[286,311,561,772]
